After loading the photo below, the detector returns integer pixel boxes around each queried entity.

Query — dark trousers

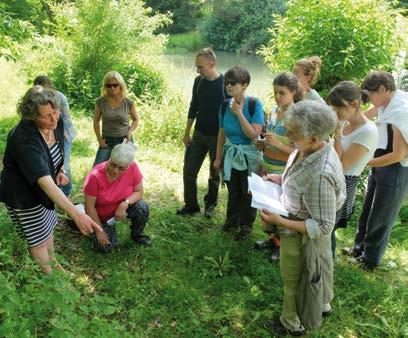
[183,130,219,208]
[354,164,408,266]
[93,200,150,252]
[225,168,257,228]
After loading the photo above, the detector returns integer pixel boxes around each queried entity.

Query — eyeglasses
[109,161,128,172]
[105,83,119,88]
[225,80,238,86]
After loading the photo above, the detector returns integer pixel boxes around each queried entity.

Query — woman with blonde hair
[293,56,325,103]
[93,71,139,167]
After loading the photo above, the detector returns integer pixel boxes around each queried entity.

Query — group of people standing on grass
[0,46,407,335]
[176,48,408,335]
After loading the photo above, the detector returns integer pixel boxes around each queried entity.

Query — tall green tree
[200,0,285,54]
[262,0,405,92]
[145,0,204,33]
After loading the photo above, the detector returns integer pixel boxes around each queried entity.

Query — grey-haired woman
[84,142,150,252]
[260,100,346,335]
[0,86,101,274]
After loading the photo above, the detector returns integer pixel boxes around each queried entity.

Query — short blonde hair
[100,71,127,98]
[294,56,322,87]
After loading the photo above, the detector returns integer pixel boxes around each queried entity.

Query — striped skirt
[335,175,360,229]
[6,204,57,247]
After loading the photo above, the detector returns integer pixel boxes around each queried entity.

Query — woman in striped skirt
[0,86,101,274]
[327,81,378,259]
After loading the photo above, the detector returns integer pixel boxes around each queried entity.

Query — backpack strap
[221,99,230,118]
[248,96,257,117]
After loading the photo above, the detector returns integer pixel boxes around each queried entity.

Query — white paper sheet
[248,173,288,217]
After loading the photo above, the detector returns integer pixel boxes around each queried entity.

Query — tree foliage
[199,0,285,54]
[145,0,204,34]
[261,0,405,92]
[22,0,171,111]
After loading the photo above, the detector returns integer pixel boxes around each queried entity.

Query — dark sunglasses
[225,80,237,86]
[105,83,119,88]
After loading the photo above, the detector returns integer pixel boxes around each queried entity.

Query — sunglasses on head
[105,83,119,88]
[225,80,237,86]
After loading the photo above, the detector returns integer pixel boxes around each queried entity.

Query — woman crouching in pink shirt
[84,142,150,252]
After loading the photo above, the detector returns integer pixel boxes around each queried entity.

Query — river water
[163,51,274,102]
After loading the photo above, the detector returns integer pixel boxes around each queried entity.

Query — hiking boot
[204,204,216,219]
[176,205,200,216]
[348,254,376,271]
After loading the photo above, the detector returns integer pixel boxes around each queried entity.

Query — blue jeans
[354,164,408,266]
[93,136,128,167]
[60,140,72,196]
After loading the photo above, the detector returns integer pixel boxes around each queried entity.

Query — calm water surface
[164,51,274,102]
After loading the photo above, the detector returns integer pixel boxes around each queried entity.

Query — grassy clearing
[0,59,407,337]
[166,31,202,53]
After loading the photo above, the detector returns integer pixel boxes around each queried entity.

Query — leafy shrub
[200,0,286,54]
[261,0,405,92]
[20,0,170,111]
[145,0,204,34]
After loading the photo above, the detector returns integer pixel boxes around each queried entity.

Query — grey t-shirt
[96,97,134,137]
[305,89,325,103]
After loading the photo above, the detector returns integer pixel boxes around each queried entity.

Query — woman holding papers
[260,100,346,335]
[213,66,264,240]
[327,81,378,260]
[343,72,408,270]
[254,72,303,260]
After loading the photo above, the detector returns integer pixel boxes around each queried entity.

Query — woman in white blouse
[327,81,378,259]
[343,72,408,270]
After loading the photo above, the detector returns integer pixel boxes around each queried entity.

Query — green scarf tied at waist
[222,139,262,181]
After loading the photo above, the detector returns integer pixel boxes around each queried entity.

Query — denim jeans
[93,136,128,168]
[354,164,408,266]
[183,130,220,209]
[60,140,72,196]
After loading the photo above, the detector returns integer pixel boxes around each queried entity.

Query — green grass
[166,31,202,53]
[0,58,407,337]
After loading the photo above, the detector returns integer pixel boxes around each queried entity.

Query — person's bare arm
[93,104,107,148]
[126,103,139,142]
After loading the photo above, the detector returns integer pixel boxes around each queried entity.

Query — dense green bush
[199,0,285,54]
[20,0,170,111]
[145,0,204,34]
[261,0,405,92]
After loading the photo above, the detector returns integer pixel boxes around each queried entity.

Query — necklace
[40,130,53,144]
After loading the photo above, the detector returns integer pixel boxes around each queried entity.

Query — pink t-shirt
[83,161,143,221]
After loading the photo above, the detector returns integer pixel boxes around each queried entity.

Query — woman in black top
[0,86,101,274]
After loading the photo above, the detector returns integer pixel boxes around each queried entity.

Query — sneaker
[267,316,306,336]
[348,254,376,271]
[342,246,363,258]
[132,234,151,246]
[269,245,280,262]
[176,205,200,216]
[254,238,275,251]
[204,204,216,219]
